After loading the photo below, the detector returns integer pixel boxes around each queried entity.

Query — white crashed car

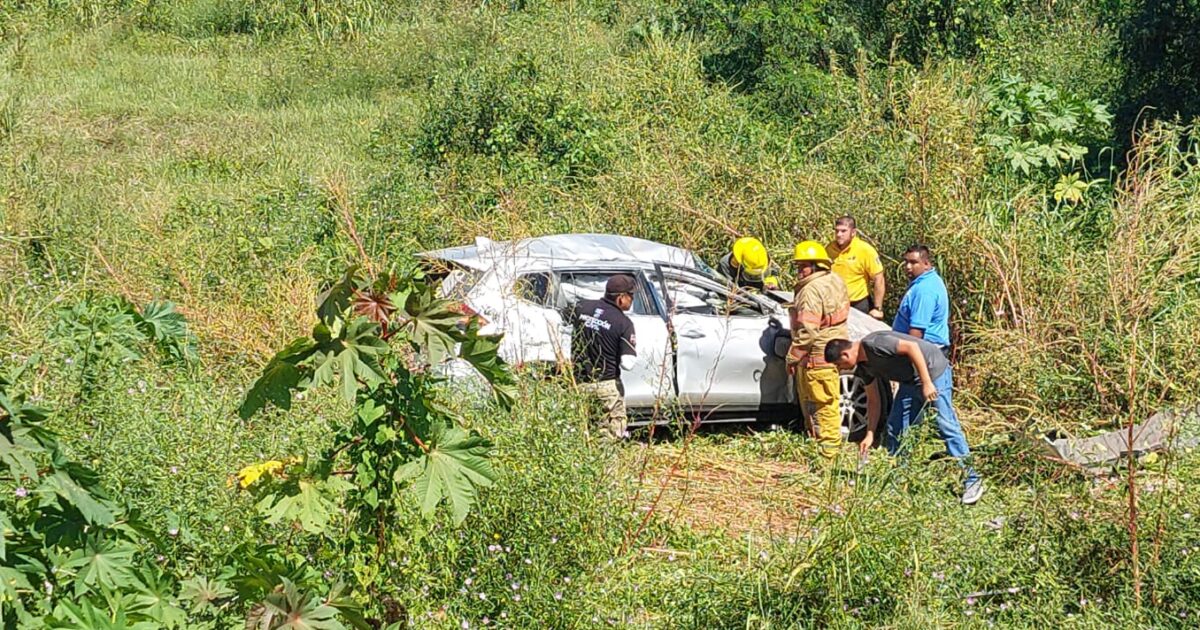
[420,234,891,437]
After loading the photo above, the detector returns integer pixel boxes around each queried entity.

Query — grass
[2,1,1200,627]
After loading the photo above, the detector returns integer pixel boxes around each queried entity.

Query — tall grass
[2,0,1199,626]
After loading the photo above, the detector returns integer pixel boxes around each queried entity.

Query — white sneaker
[961,480,984,505]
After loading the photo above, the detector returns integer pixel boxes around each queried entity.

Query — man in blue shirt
[893,245,951,351]
[883,245,983,504]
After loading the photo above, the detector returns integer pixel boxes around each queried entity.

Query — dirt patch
[633,443,825,539]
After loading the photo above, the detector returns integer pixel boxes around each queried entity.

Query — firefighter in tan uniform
[787,240,851,459]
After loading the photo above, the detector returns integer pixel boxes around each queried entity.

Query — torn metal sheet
[1044,406,1200,468]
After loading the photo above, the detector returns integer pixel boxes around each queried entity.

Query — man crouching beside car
[825,332,984,504]
[566,274,638,440]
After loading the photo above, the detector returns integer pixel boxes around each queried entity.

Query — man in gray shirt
[825,331,983,504]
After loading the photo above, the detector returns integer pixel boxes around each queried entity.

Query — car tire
[839,372,892,447]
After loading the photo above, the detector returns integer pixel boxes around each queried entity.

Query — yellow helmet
[732,237,770,277]
[792,240,831,265]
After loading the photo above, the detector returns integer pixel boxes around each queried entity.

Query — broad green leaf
[342,319,389,377]
[1088,100,1113,125]
[248,578,346,630]
[131,570,187,628]
[134,301,197,362]
[0,386,18,418]
[46,471,116,526]
[399,426,496,524]
[308,319,388,403]
[457,327,517,408]
[1064,143,1088,161]
[48,598,159,630]
[1006,145,1040,175]
[1045,111,1078,134]
[0,386,52,480]
[310,349,338,388]
[258,481,341,534]
[982,133,1011,149]
[0,430,40,482]
[357,398,386,426]
[35,503,91,547]
[0,566,33,606]
[996,104,1023,126]
[178,575,234,614]
[222,542,319,603]
[339,349,359,403]
[65,540,137,596]
[316,267,361,324]
[239,337,319,419]
[403,288,462,365]
[324,582,372,630]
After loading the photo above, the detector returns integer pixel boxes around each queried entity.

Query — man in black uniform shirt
[568,274,638,439]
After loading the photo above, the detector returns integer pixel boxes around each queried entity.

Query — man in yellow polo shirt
[827,215,886,320]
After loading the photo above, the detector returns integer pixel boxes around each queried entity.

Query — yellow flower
[236,459,287,489]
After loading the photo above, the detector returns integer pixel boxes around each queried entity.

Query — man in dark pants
[826,331,983,504]
[567,274,638,439]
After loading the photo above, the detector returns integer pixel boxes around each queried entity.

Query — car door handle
[680,330,706,339]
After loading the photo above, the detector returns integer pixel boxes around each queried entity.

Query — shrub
[946,123,1200,427]
[981,73,1113,178]
[51,297,197,399]
[412,56,612,183]
[853,0,1011,63]
[1114,0,1200,142]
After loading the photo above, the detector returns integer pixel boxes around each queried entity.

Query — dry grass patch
[634,440,829,539]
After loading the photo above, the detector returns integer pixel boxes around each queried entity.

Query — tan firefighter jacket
[788,269,850,367]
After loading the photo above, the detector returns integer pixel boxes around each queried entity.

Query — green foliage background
[2,0,1200,627]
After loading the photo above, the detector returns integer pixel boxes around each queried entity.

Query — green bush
[1113,0,1200,142]
[412,56,612,183]
[854,0,1011,63]
[375,379,644,626]
[981,73,1113,178]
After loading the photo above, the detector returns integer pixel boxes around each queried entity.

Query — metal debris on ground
[1042,405,1200,469]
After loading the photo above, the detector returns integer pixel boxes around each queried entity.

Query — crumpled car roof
[418,233,706,271]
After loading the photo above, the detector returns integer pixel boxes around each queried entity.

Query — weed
[3,0,1200,626]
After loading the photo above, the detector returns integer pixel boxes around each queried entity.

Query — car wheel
[839,372,891,445]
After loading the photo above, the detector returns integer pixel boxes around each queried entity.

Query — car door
[652,269,791,411]
[555,270,675,410]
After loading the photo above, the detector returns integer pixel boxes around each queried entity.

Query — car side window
[514,272,554,306]
[557,272,657,317]
[660,275,763,317]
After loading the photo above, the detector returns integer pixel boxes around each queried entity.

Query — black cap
[605,274,637,295]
